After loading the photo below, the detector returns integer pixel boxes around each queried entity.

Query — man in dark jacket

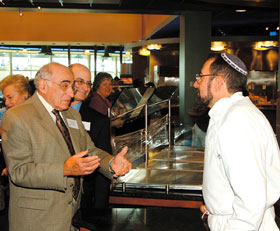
[69,64,113,230]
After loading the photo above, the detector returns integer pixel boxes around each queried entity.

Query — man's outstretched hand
[111,146,132,178]
[64,150,100,176]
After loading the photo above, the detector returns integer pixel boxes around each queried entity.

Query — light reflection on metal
[168,99,171,147]
[111,87,179,169]
[145,103,148,168]
[266,50,278,71]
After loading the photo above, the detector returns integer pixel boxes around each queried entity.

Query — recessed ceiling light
[235,9,246,13]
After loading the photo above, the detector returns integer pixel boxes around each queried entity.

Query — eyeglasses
[195,73,217,83]
[74,79,92,88]
[45,79,75,91]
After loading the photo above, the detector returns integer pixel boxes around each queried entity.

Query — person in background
[0,74,31,110]
[1,63,132,231]
[188,103,209,148]
[132,78,144,88]
[69,64,114,230]
[195,53,280,230]
[0,74,32,177]
[88,72,124,129]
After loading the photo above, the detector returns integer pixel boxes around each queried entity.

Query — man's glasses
[74,79,92,88]
[195,73,217,83]
[45,79,75,91]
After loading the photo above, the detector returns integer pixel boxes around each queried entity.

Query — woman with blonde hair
[0,74,31,110]
[0,74,31,177]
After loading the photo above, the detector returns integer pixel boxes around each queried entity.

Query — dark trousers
[80,170,111,218]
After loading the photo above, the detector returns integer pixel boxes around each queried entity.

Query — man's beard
[196,80,213,107]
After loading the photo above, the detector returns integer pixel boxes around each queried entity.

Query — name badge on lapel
[66,119,79,129]
[82,121,91,131]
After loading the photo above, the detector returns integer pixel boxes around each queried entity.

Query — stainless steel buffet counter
[113,146,204,192]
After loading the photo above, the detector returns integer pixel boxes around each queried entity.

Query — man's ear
[23,92,29,100]
[38,79,48,94]
[213,76,225,92]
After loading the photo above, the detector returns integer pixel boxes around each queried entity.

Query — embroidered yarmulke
[221,53,248,75]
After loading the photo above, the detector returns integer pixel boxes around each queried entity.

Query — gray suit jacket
[2,93,113,231]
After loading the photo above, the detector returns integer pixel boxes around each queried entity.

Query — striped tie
[52,109,80,200]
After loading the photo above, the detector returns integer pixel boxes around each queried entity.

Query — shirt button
[70,183,73,187]
[68,200,72,205]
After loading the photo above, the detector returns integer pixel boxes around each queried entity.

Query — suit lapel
[30,93,72,157]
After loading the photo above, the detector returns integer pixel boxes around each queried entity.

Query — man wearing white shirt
[194,53,280,231]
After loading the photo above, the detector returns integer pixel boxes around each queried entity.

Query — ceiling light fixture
[40,46,53,55]
[147,44,162,50]
[124,51,131,57]
[84,49,91,55]
[89,0,93,7]
[254,41,278,51]
[21,49,28,54]
[19,9,23,17]
[235,9,246,13]
[211,41,226,51]
[139,47,150,56]
[103,47,110,58]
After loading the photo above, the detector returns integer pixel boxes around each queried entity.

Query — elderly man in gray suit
[1,62,132,231]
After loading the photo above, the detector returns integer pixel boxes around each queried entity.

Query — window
[71,54,89,67]
[12,53,32,79]
[0,52,10,80]
[0,48,129,81]
[96,54,119,78]
[52,53,68,66]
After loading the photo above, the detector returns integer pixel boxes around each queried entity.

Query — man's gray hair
[34,63,58,89]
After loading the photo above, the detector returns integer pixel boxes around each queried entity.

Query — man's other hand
[111,146,132,178]
[64,150,100,176]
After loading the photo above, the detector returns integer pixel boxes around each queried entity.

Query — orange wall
[0,11,171,44]
[142,14,171,38]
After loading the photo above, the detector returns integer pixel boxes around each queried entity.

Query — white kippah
[221,53,248,75]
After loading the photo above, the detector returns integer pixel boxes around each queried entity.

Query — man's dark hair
[207,53,247,94]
